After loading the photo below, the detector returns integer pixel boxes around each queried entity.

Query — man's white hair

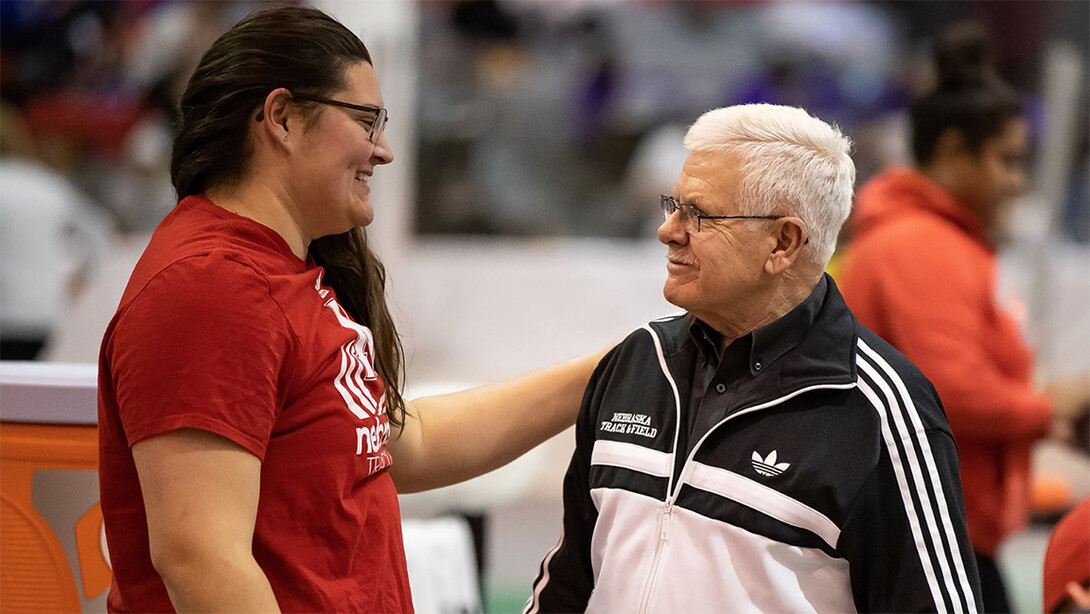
[683,104,855,268]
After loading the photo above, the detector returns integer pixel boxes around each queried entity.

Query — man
[526,104,983,613]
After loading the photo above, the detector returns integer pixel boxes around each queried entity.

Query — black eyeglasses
[295,96,389,144]
[660,195,782,233]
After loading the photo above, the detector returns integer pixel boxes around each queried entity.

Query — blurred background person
[0,0,266,361]
[1041,497,1090,613]
[0,103,113,360]
[837,22,1090,613]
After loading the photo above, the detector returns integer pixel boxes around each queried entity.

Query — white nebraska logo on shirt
[357,422,390,455]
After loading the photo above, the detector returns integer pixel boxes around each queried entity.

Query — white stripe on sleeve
[857,339,977,612]
[856,372,949,613]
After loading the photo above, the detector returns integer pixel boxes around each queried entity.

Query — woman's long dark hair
[170,6,406,427]
[910,22,1023,165]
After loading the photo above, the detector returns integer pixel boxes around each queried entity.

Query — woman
[98,7,602,612]
[838,23,1086,612]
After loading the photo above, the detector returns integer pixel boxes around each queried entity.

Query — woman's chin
[352,198,375,228]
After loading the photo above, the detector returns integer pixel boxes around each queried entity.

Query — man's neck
[702,277,819,351]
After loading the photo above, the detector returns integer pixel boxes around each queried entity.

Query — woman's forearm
[390,349,606,493]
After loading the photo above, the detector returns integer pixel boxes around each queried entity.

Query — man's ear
[254,88,295,147]
[764,217,807,275]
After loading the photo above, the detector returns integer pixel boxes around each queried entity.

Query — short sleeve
[109,254,294,459]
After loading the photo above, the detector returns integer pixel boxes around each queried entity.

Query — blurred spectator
[0,104,112,359]
[1042,498,1090,613]
[1,1,267,233]
[728,2,904,123]
[0,1,276,360]
[1062,129,1089,243]
[416,2,916,238]
[837,22,1090,613]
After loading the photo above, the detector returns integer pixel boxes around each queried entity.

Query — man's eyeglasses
[295,96,389,144]
[660,195,781,233]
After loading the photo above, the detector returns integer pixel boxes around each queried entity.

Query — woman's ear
[255,88,295,146]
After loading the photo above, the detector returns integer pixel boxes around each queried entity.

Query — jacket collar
[688,276,828,378]
[651,274,857,402]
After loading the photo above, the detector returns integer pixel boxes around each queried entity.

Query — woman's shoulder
[125,200,301,298]
[118,251,283,333]
[116,231,293,344]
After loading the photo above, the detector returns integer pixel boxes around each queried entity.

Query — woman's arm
[388,349,607,493]
[132,428,281,613]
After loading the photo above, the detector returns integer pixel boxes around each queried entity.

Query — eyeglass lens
[369,108,388,144]
[661,196,699,232]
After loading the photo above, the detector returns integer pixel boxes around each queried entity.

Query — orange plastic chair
[0,421,111,613]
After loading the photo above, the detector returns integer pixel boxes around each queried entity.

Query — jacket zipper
[634,379,856,614]
[636,500,673,614]
[635,326,684,614]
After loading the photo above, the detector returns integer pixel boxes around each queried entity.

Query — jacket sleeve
[524,361,604,613]
[839,228,1052,441]
[839,427,983,613]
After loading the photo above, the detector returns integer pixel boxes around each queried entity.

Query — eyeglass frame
[660,195,785,233]
[293,95,389,144]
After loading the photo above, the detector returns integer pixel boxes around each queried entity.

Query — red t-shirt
[98,196,414,613]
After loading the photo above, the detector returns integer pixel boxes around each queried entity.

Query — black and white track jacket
[528,276,983,613]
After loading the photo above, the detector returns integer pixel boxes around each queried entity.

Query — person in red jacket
[1042,497,1090,613]
[838,22,1089,613]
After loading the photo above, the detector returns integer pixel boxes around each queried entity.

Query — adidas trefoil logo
[751,450,790,477]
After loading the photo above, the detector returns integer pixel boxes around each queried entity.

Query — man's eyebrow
[678,196,709,214]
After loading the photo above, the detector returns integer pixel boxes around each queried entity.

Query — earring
[282,133,288,142]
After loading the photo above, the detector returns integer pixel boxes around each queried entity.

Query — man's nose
[657,211,688,245]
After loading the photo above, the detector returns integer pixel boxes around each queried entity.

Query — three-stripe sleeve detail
[856,338,977,613]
